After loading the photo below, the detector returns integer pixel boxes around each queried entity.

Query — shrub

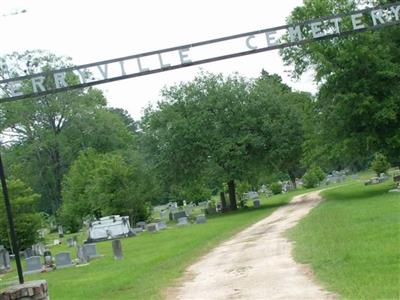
[270,182,282,195]
[303,166,325,188]
[0,179,41,250]
[371,153,390,176]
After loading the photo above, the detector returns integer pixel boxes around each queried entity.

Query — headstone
[58,225,64,238]
[112,240,123,260]
[196,215,206,224]
[132,227,143,234]
[55,252,74,269]
[0,247,11,273]
[53,239,60,245]
[67,237,75,248]
[173,211,187,221]
[157,221,167,230]
[43,249,53,267]
[32,243,45,256]
[136,221,146,230]
[253,199,261,208]
[83,243,102,260]
[76,245,88,264]
[177,217,189,226]
[146,223,158,233]
[24,248,33,258]
[25,256,42,274]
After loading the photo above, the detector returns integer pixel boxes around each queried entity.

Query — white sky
[0,0,317,120]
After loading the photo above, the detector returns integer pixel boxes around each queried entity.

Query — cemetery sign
[0,2,399,103]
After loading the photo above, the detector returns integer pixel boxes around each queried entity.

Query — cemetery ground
[1,173,398,299]
[0,188,320,299]
[288,179,399,299]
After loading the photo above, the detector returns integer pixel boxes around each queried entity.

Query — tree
[141,72,307,210]
[60,149,156,232]
[0,179,41,250]
[371,153,390,176]
[281,0,400,169]
[0,50,138,213]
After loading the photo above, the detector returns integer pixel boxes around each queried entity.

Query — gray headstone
[25,256,42,274]
[136,221,146,229]
[24,248,33,258]
[177,217,188,226]
[146,223,158,233]
[67,238,75,248]
[112,240,123,260]
[253,199,261,208]
[173,211,187,221]
[55,252,74,269]
[132,227,143,234]
[83,243,102,260]
[196,214,206,224]
[58,225,64,238]
[0,248,10,272]
[157,221,167,230]
[76,245,88,264]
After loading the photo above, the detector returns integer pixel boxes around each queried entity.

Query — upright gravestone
[24,248,34,258]
[196,214,206,224]
[67,237,75,248]
[25,256,42,274]
[253,199,261,208]
[55,252,74,269]
[157,221,167,230]
[136,221,146,230]
[173,211,187,221]
[112,240,123,260]
[146,223,158,233]
[83,243,103,260]
[177,217,189,226]
[76,245,88,264]
[0,247,11,272]
[58,225,64,238]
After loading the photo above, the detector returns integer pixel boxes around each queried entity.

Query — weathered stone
[0,280,49,300]
[196,215,206,224]
[55,252,74,269]
[112,240,123,260]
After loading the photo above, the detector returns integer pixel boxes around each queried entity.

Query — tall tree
[281,0,400,169]
[0,50,137,213]
[141,72,306,209]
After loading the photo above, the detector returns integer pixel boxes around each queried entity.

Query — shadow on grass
[323,183,394,202]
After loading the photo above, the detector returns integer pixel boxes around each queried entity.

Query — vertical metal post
[0,153,24,284]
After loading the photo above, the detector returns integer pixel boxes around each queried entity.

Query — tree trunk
[220,191,227,212]
[228,180,237,211]
[288,171,297,189]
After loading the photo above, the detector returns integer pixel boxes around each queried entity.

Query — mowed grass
[288,180,400,299]
[1,188,316,299]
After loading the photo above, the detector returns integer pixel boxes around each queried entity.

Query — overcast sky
[0,0,317,120]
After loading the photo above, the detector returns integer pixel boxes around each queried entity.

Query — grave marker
[112,240,123,260]
[55,252,74,269]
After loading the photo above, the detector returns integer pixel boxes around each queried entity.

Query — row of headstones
[25,243,102,274]
[135,214,208,234]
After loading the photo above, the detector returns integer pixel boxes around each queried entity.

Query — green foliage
[371,153,390,176]
[270,182,283,195]
[141,71,309,208]
[1,50,138,214]
[60,149,155,232]
[281,0,400,169]
[0,179,41,250]
[302,166,325,188]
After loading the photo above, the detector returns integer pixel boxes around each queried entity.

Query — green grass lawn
[288,180,400,299]
[1,188,317,300]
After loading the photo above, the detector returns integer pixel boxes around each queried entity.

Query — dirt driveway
[165,191,336,300]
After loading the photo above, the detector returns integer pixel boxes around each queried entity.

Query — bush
[303,166,325,188]
[0,179,41,250]
[270,182,282,195]
[371,153,390,176]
